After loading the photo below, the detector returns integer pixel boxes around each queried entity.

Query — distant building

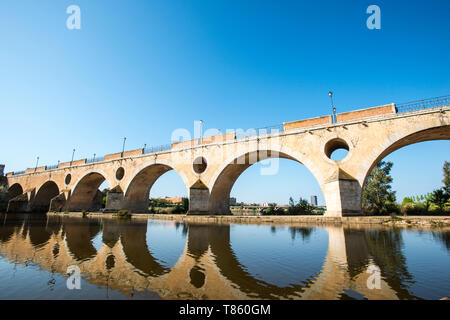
[158,197,183,204]
[0,165,4,176]
[310,195,318,207]
[262,202,277,207]
[229,197,237,205]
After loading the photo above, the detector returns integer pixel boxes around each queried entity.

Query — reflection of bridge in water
[0,214,422,299]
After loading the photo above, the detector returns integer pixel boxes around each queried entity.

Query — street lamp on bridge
[329,91,337,124]
[121,137,127,158]
[70,149,76,166]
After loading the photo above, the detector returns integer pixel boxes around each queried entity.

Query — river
[0,213,449,300]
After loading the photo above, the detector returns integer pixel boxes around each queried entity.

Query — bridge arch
[68,170,111,211]
[32,180,59,212]
[7,183,23,200]
[360,125,450,189]
[208,145,324,214]
[123,160,189,212]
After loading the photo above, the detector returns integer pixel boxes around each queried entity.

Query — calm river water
[0,213,449,300]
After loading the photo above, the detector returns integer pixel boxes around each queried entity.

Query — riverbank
[45,212,450,228]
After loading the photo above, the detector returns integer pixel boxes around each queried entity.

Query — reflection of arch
[208,147,323,214]
[45,215,63,235]
[0,214,24,243]
[363,228,418,300]
[123,161,189,212]
[63,217,101,261]
[25,215,53,247]
[32,181,59,212]
[118,220,168,276]
[361,126,450,188]
[7,183,23,200]
[68,171,109,211]
[187,223,316,299]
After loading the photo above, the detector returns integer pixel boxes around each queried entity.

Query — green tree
[287,197,314,215]
[402,197,413,206]
[261,203,285,216]
[362,161,397,214]
[182,197,189,212]
[420,193,433,212]
[101,188,109,208]
[289,197,295,207]
[443,161,450,194]
[430,188,449,211]
[0,185,8,210]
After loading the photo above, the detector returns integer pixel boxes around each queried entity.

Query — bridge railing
[396,95,450,113]
[13,170,25,175]
[143,144,172,154]
[86,156,104,164]
[46,164,58,170]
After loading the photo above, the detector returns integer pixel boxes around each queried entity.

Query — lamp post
[199,120,203,145]
[71,149,75,166]
[93,153,96,162]
[121,137,127,157]
[329,91,336,124]
[35,156,39,172]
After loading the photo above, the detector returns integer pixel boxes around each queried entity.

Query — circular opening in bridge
[324,138,350,161]
[65,174,72,185]
[116,167,125,180]
[193,156,207,174]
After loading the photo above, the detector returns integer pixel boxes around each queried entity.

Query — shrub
[385,202,401,214]
[116,210,132,218]
[261,206,285,216]
[401,203,426,216]
[286,197,315,215]
[171,204,186,214]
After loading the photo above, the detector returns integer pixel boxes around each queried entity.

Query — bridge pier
[49,192,68,212]
[323,170,362,217]
[7,189,35,213]
[187,180,211,215]
[120,199,149,213]
[105,186,124,212]
[66,189,103,212]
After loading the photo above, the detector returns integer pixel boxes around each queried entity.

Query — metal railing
[396,95,450,113]
[13,170,25,175]
[143,144,172,154]
[46,164,58,170]
[86,156,104,164]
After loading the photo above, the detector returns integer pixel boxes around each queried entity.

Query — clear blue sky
[1,0,449,205]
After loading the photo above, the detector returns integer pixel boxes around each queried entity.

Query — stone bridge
[4,96,450,217]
